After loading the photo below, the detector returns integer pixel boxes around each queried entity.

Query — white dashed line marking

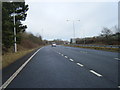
[76,63,84,67]
[118,86,120,88]
[0,47,43,89]
[90,70,102,77]
[114,58,120,60]
[59,52,61,54]
[69,59,74,62]
[65,56,68,58]
[61,54,64,56]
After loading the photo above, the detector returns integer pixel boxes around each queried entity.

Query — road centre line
[114,58,120,60]
[76,63,84,67]
[0,47,43,89]
[61,54,64,56]
[90,70,102,77]
[65,56,68,58]
[69,59,74,62]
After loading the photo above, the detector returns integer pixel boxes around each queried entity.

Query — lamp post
[10,1,17,52]
[83,30,86,44]
[13,12,17,52]
[66,19,80,38]
[66,19,80,44]
[84,37,86,44]
[41,28,44,39]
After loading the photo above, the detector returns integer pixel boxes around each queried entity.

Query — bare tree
[101,27,112,37]
[101,27,113,44]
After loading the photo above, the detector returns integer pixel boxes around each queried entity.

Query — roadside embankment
[2,32,46,69]
[1,46,43,69]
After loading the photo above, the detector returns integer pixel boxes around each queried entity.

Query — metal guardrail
[71,44,120,48]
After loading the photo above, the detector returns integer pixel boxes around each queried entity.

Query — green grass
[64,45,119,52]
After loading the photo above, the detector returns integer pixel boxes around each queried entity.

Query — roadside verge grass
[64,45,119,52]
[1,46,43,69]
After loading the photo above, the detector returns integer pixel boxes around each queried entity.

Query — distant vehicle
[52,43,56,47]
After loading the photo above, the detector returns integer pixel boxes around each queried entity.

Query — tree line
[2,2,44,54]
[72,26,120,45]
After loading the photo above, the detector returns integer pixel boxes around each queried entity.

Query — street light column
[66,19,80,44]
[10,1,17,52]
[84,37,86,44]
[13,13,17,52]
[72,21,75,38]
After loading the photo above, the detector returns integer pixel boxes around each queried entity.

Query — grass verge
[64,45,119,52]
[1,46,43,69]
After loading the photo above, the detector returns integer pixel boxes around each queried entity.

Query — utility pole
[13,13,17,52]
[10,1,17,52]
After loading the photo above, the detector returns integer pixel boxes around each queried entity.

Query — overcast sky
[23,0,118,41]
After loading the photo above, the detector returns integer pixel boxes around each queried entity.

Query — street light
[66,19,80,38]
[10,1,17,52]
[13,13,17,52]
[41,28,44,39]
[66,19,80,44]
[10,1,13,3]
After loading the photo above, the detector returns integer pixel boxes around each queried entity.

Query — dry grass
[1,46,42,69]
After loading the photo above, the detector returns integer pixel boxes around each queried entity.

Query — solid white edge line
[69,59,74,62]
[90,70,102,77]
[76,63,84,67]
[0,47,43,89]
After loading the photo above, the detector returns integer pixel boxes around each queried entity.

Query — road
[3,45,119,88]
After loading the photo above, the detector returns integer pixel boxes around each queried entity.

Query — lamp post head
[66,19,80,22]
[66,20,70,21]
[10,0,13,3]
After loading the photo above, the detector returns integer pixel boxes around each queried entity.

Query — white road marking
[61,54,64,56]
[59,52,61,54]
[69,59,74,62]
[114,58,120,60]
[80,51,87,53]
[65,56,68,58]
[76,63,84,67]
[118,86,120,88]
[90,70,102,77]
[0,47,43,89]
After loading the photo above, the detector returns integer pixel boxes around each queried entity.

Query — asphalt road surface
[5,45,119,88]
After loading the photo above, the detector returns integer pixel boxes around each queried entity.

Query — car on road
[52,43,56,47]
